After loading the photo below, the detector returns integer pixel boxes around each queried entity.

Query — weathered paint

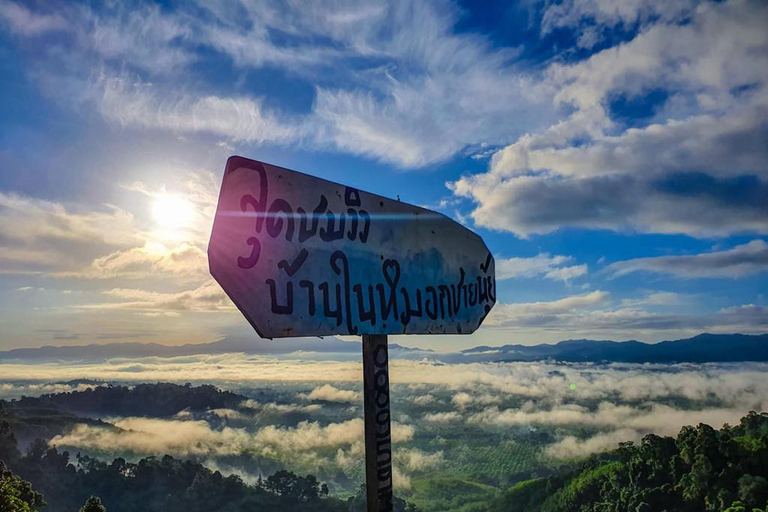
[208,155,495,338]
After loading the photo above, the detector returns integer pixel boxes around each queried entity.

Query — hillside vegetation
[489,411,768,512]
[2,382,768,511]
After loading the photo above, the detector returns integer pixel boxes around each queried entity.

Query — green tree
[738,475,768,509]
[487,412,768,512]
[24,439,48,461]
[78,496,107,512]
[0,422,20,464]
[0,461,44,512]
[264,470,322,502]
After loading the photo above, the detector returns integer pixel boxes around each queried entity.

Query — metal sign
[209,155,496,512]
[208,156,496,339]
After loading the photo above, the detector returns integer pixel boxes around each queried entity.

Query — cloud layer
[487,289,768,337]
[496,253,587,282]
[607,240,768,279]
[8,355,761,479]
[1,0,554,168]
[451,0,768,237]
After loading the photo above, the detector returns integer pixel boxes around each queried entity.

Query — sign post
[208,156,495,511]
[362,334,392,510]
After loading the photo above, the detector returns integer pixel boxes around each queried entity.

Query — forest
[1,382,767,511]
[0,420,415,512]
[488,411,768,512]
[2,408,768,511]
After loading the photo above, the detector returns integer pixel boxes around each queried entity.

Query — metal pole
[362,334,393,511]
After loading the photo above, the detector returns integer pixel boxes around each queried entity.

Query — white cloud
[97,76,297,145]
[51,417,253,457]
[33,356,768,465]
[620,291,688,307]
[541,0,699,46]
[486,289,768,335]
[5,354,768,413]
[8,1,555,169]
[81,281,234,313]
[0,174,217,284]
[489,110,768,182]
[496,253,587,282]
[255,418,414,453]
[51,415,413,460]
[85,242,208,280]
[0,192,139,246]
[452,170,768,238]
[451,391,501,410]
[468,402,748,434]
[254,419,363,452]
[0,192,149,277]
[607,240,768,279]
[0,1,66,36]
[487,290,610,328]
[423,411,461,423]
[0,381,103,399]
[411,394,436,406]
[86,4,195,74]
[207,408,244,420]
[6,0,767,181]
[301,384,361,403]
[451,0,768,237]
[545,428,642,459]
[397,448,444,472]
[239,399,321,415]
[312,70,547,168]
[545,264,588,282]
[393,466,412,490]
[546,1,768,113]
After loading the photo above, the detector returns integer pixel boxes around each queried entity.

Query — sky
[0,0,766,351]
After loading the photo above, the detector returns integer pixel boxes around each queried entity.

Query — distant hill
[0,383,244,442]
[40,382,247,417]
[457,333,768,364]
[0,384,373,512]
[1,332,766,364]
[0,335,430,361]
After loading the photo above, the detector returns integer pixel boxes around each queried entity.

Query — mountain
[457,333,768,364]
[1,333,765,364]
[0,335,431,361]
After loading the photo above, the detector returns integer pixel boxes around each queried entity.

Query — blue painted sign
[208,156,495,338]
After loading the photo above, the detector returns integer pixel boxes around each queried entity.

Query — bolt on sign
[209,156,496,511]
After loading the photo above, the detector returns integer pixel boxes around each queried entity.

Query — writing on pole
[208,156,496,338]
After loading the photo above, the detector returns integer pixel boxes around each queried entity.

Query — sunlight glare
[152,193,195,232]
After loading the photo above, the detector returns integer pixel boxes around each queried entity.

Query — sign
[209,156,497,511]
[208,156,496,338]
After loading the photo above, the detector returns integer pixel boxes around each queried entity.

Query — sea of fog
[2,354,768,496]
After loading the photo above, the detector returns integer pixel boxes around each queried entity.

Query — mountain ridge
[0,333,766,364]
[457,332,768,363]
[0,335,429,361]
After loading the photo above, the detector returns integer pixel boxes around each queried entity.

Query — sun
[151,193,195,231]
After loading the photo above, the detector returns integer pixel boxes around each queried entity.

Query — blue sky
[0,0,766,351]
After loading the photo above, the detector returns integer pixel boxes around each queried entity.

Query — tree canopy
[489,411,768,512]
[0,461,44,512]
[78,496,107,512]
